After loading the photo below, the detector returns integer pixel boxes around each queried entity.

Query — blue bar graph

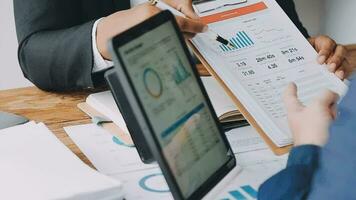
[219,31,254,52]
[221,185,258,200]
[241,185,258,198]
[229,190,247,200]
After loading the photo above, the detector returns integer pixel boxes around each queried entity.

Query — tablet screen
[118,21,230,198]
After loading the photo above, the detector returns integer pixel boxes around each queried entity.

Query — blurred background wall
[321,0,356,44]
[0,0,32,90]
[295,0,356,44]
[0,0,355,90]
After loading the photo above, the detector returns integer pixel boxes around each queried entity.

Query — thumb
[317,90,339,107]
[315,36,336,64]
[175,16,207,34]
[283,83,304,112]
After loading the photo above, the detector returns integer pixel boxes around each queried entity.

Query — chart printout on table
[191,0,347,147]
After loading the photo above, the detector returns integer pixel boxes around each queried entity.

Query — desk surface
[0,64,210,167]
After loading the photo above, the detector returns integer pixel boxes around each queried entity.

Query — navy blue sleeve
[258,145,321,200]
[308,76,356,199]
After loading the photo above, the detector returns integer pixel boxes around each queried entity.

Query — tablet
[108,11,236,200]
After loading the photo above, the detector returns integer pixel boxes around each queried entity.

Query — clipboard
[77,102,133,145]
[193,0,248,14]
[188,42,292,155]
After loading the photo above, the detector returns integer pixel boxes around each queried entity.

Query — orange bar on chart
[201,2,268,24]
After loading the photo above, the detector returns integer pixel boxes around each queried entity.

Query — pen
[149,0,237,49]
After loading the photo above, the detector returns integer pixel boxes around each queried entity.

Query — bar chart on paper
[219,31,255,52]
[220,185,258,200]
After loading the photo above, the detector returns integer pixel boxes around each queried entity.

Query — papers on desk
[65,123,286,200]
[86,91,129,134]
[65,124,172,200]
[86,77,248,133]
[215,149,287,199]
[0,122,124,200]
[64,124,157,175]
[191,0,348,148]
[226,126,268,153]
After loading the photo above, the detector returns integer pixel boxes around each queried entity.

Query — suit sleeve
[258,145,321,200]
[276,0,310,38]
[14,0,98,91]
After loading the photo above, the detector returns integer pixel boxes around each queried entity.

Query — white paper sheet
[0,122,123,200]
[86,91,129,134]
[212,148,288,200]
[112,168,173,200]
[64,124,157,175]
[226,126,268,153]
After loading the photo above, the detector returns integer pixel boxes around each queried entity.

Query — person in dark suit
[13,0,206,91]
[258,75,356,199]
[13,0,351,91]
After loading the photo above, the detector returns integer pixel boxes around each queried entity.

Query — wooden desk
[0,64,209,167]
[0,87,98,167]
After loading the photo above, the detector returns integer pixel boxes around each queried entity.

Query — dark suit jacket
[259,75,356,200]
[14,0,309,91]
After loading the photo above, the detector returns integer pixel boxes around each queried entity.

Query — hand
[97,3,207,60]
[283,83,339,147]
[309,35,353,80]
[163,0,199,19]
[163,0,205,38]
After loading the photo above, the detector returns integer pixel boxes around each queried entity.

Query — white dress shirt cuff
[92,18,114,73]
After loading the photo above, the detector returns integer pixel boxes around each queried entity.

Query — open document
[191,0,348,147]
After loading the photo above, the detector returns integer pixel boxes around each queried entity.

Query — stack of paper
[0,122,124,200]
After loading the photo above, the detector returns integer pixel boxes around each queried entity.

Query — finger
[317,90,339,107]
[342,59,354,78]
[176,16,208,34]
[335,69,345,80]
[326,45,347,72]
[283,83,304,112]
[183,32,197,39]
[177,4,200,19]
[316,37,337,64]
[308,37,316,48]
[331,104,338,120]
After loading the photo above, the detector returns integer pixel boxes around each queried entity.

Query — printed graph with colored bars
[219,31,254,52]
[221,185,257,200]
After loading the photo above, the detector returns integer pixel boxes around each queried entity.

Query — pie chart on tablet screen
[143,68,163,98]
